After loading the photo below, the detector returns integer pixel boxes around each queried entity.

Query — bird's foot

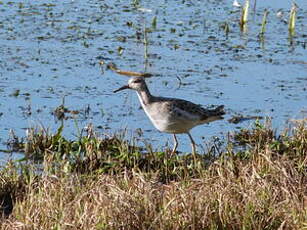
[165,148,177,157]
[170,149,178,156]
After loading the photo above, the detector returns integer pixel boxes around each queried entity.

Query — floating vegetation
[117,46,124,56]
[228,114,263,124]
[131,0,140,8]
[106,62,152,78]
[9,89,20,97]
[53,99,80,121]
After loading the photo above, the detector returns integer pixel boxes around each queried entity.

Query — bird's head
[113,77,147,93]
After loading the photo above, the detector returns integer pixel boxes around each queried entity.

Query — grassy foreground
[0,120,306,229]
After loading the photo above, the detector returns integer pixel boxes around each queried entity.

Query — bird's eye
[133,79,142,83]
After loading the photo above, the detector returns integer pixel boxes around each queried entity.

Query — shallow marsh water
[0,0,306,159]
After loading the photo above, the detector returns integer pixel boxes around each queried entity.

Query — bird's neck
[136,86,153,106]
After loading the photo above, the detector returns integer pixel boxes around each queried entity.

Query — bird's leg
[187,132,196,155]
[171,134,178,154]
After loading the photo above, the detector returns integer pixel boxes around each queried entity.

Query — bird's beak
[113,85,130,93]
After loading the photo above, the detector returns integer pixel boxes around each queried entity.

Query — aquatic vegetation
[0,120,306,229]
[221,21,230,38]
[259,9,269,39]
[239,0,249,31]
[0,0,306,156]
[288,2,298,37]
[151,16,157,30]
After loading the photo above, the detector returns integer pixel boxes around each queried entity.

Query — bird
[232,0,241,8]
[113,77,225,155]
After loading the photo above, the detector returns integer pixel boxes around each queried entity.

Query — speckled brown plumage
[114,77,225,154]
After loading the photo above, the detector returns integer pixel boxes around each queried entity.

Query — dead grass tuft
[0,120,306,229]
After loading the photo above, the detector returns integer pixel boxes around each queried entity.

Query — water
[0,0,306,158]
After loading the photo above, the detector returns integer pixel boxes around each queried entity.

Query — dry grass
[0,121,306,229]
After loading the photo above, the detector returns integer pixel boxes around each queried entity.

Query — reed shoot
[288,2,298,36]
[240,0,250,31]
[259,9,269,37]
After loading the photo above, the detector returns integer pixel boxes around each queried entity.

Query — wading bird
[114,77,225,155]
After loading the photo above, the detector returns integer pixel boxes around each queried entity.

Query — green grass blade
[288,2,297,36]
